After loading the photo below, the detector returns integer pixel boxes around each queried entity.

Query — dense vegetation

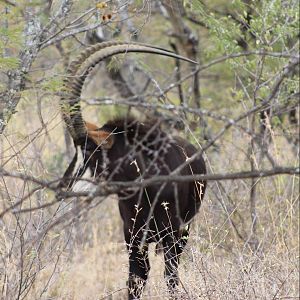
[0,1,299,299]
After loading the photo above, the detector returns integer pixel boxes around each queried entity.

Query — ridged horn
[61,41,198,141]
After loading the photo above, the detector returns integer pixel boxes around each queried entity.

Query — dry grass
[10,180,298,300]
[0,85,299,300]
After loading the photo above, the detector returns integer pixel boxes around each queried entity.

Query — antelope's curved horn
[61,41,198,141]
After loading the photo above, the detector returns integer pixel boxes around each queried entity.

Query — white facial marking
[71,146,97,193]
[74,145,84,173]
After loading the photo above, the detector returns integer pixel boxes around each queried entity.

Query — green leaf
[0,57,19,70]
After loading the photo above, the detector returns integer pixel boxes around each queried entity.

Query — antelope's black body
[59,41,206,299]
[72,118,206,298]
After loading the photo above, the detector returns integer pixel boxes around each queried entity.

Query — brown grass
[0,80,299,300]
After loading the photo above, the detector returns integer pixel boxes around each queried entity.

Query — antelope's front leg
[125,232,150,299]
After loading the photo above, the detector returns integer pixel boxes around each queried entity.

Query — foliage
[0,0,298,299]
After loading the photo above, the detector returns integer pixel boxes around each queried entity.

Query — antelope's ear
[88,130,114,149]
[85,121,99,131]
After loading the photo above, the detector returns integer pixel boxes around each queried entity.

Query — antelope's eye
[82,145,93,155]
[82,144,102,156]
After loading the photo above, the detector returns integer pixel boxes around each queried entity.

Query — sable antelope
[59,41,206,299]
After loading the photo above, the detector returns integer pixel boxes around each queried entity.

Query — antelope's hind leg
[162,228,189,297]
